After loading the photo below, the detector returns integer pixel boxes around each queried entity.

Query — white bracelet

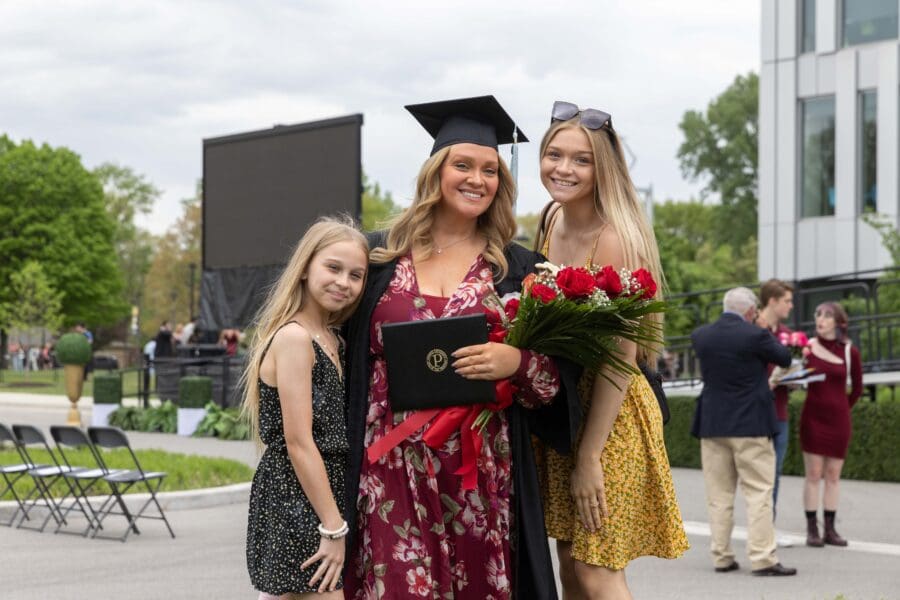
[317,520,349,540]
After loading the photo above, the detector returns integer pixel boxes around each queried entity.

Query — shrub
[55,333,92,365]
[194,402,250,440]
[665,394,900,482]
[179,376,212,409]
[140,400,177,433]
[108,401,177,433]
[93,373,122,404]
[108,406,144,430]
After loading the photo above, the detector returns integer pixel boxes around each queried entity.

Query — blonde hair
[240,215,368,444]
[370,145,517,280]
[539,118,666,364]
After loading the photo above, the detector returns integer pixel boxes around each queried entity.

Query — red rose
[594,265,623,297]
[631,268,657,299]
[790,331,809,347]
[484,308,503,327]
[530,283,558,303]
[555,266,596,299]
[504,298,520,322]
[489,323,508,343]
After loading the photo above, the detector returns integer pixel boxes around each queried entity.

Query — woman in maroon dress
[801,301,862,547]
[343,96,575,599]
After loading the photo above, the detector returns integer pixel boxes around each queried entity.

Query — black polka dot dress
[247,337,348,595]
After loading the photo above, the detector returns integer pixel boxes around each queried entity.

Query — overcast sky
[1,1,760,234]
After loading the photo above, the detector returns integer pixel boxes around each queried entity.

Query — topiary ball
[55,332,92,366]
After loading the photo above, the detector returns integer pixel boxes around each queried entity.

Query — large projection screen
[202,114,363,270]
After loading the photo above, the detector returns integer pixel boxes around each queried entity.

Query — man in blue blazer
[691,287,797,576]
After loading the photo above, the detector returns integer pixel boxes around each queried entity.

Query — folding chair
[0,423,44,527]
[49,425,131,537]
[87,426,176,542]
[11,424,86,532]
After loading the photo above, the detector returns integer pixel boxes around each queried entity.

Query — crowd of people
[690,280,861,578]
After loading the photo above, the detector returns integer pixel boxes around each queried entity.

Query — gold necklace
[433,233,475,254]
[301,321,338,362]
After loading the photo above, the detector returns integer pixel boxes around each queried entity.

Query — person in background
[173,323,186,347]
[154,321,175,359]
[219,328,241,357]
[182,316,198,345]
[691,287,796,577]
[801,301,862,547]
[756,278,795,547]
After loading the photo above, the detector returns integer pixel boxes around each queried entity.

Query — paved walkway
[2,393,898,599]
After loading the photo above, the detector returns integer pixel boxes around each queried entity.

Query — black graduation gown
[343,233,582,600]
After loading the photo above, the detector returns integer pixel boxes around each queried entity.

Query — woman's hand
[452,342,521,380]
[302,536,345,593]
[571,456,608,532]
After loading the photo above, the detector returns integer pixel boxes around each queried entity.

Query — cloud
[0,0,759,232]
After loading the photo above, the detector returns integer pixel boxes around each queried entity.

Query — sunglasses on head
[551,101,613,130]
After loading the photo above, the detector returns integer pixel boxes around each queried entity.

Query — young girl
[533,102,689,599]
[242,216,368,599]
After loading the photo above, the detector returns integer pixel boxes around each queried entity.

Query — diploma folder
[382,314,495,412]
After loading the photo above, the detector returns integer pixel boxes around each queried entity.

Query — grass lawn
[0,368,153,398]
[0,446,253,500]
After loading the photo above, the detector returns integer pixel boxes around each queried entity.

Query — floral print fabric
[344,254,558,599]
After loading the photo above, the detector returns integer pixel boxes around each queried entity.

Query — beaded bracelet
[317,520,349,540]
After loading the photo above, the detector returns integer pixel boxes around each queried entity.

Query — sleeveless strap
[541,206,604,268]
[259,320,301,368]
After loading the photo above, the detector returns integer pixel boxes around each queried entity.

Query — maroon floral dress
[344,255,559,599]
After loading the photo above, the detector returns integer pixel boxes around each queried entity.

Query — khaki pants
[700,437,778,570]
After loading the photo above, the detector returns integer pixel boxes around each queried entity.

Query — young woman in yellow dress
[533,102,689,599]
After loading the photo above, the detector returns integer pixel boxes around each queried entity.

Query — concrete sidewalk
[2,392,899,599]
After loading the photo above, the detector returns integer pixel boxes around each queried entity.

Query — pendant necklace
[434,233,475,254]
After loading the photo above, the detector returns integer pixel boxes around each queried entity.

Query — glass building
[759,0,899,281]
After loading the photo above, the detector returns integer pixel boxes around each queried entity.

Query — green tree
[361,174,400,232]
[5,261,64,337]
[677,72,759,248]
[140,186,201,340]
[654,200,757,337]
[94,163,160,306]
[0,138,127,363]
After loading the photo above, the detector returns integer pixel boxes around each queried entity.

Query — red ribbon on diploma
[365,380,515,490]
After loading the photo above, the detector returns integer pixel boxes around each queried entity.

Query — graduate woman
[343,96,577,599]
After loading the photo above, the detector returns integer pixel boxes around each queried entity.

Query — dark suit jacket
[342,232,581,600]
[691,312,791,438]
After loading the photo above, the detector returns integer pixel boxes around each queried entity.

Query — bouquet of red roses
[474,262,666,430]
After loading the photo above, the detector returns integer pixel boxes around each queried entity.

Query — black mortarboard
[405,95,528,156]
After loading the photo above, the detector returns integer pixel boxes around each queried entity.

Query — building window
[801,97,835,218]
[801,0,816,53]
[860,91,877,213]
[842,0,898,47]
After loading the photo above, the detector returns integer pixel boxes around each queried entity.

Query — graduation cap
[405,95,528,156]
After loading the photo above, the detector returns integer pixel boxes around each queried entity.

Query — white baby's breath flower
[534,261,561,276]
[590,289,611,306]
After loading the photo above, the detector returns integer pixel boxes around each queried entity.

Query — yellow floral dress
[533,217,689,570]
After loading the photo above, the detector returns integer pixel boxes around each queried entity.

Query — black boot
[824,510,848,546]
[806,511,824,547]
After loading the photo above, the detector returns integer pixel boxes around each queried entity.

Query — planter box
[91,403,118,427]
[177,408,207,436]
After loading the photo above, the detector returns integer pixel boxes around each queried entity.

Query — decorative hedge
[93,373,122,404]
[665,394,900,482]
[179,376,213,409]
[55,333,92,365]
